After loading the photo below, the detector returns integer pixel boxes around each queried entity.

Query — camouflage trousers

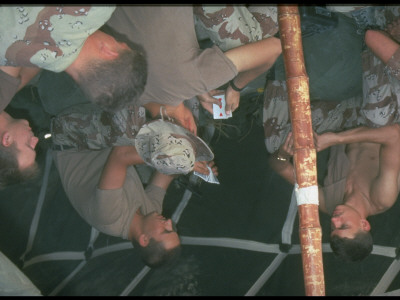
[263,47,400,154]
[51,103,146,150]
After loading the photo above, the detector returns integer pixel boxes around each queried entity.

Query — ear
[361,219,371,232]
[100,42,119,59]
[138,233,150,247]
[1,132,12,147]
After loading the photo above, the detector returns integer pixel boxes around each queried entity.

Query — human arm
[98,146,144,190]
[314,124,400,151]
[222,36,282,113]
[0,66,41,91]
[267,131,330,214]
[267,131,296,185]
[196,90,224,115]
[0,66,41,111]
[193,160,218,176]
[364,29,399,64]
[144,102,197,135]
[197,37,282,115]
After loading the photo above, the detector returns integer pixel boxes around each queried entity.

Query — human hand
[225,85,240,114]
[276,131,294,160]
[166,103,197,135]
[193,160,218,176]
[313,130,336,152]
[197,90,224,115]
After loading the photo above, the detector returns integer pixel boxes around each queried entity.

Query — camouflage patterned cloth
[262,80,364,154]
[263,33,400,154]
[360,47,400,127]
[194,5,278,52]
[0,6,115,71]
[51,103,146,151]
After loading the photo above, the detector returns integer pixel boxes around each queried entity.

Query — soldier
[0,6,146,113]
[51,104,217,267]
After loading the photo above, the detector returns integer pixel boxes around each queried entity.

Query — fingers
[197,90,223,105]
[209,89,225,97]
[193,161,209,175]
[200,101,214,114]
[193,161,219,176]
[225,97,239,114]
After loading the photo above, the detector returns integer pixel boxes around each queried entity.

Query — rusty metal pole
[277,5,325,296]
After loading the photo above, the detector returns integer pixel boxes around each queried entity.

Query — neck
[128,210,143,241]
[343,190,371,218]
[65,33,96,80]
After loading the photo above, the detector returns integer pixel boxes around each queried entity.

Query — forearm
[149,171,175,191]
[333,125,398,145]
[365,29,399,64]
[230,64,270,91]
[224,36,281,75]
[0,66,40,90]
[18,67,41,90]
[268,152,296,185]
[98,146,144,190]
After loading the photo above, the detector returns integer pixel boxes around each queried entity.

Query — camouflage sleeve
[193,5,278,52]
[1,6,115,71]
[51,104,146,150]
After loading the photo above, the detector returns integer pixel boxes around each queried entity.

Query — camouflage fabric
[194,5,278,52]
[360,47,400,127]
[262,80,364,154]
[0,6,115,71]
[51,103,146,151]
[263,34,400,153]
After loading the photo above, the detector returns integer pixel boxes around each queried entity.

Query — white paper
[213,94,232,119]
[194,166,220,184]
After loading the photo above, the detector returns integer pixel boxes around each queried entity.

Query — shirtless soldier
[268,123,400,261]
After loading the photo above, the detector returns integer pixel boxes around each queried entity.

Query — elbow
[390,124,400,143]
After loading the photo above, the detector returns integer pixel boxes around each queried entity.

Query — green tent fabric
[274,12,364,102]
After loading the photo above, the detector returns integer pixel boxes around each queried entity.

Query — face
[0,112,39,170]
[330,204,366,239]
[142,212,180,250]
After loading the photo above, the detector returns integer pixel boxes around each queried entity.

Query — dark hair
[0,143,40,189]
[330,230,373,262]
[132,237,182,268]
[77,48,147,113]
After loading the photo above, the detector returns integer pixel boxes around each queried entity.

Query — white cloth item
[0,251,42,296]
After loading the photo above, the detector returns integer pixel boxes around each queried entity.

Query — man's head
[329,204,373,262]
[0,111,40,189]
[66,30,147,113]
[132,212,181,268]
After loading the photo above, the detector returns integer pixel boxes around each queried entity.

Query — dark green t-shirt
[274,13,363,102]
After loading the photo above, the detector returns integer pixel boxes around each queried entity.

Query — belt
[51,144,77,151]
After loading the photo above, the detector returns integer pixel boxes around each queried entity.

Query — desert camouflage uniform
[360,47,400,127]
[51,104,146,150]
[0,6,115,71]
[194,5,278,52]
[263,46,400,153]
[262,80,364,154]
[263,6,400,153]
